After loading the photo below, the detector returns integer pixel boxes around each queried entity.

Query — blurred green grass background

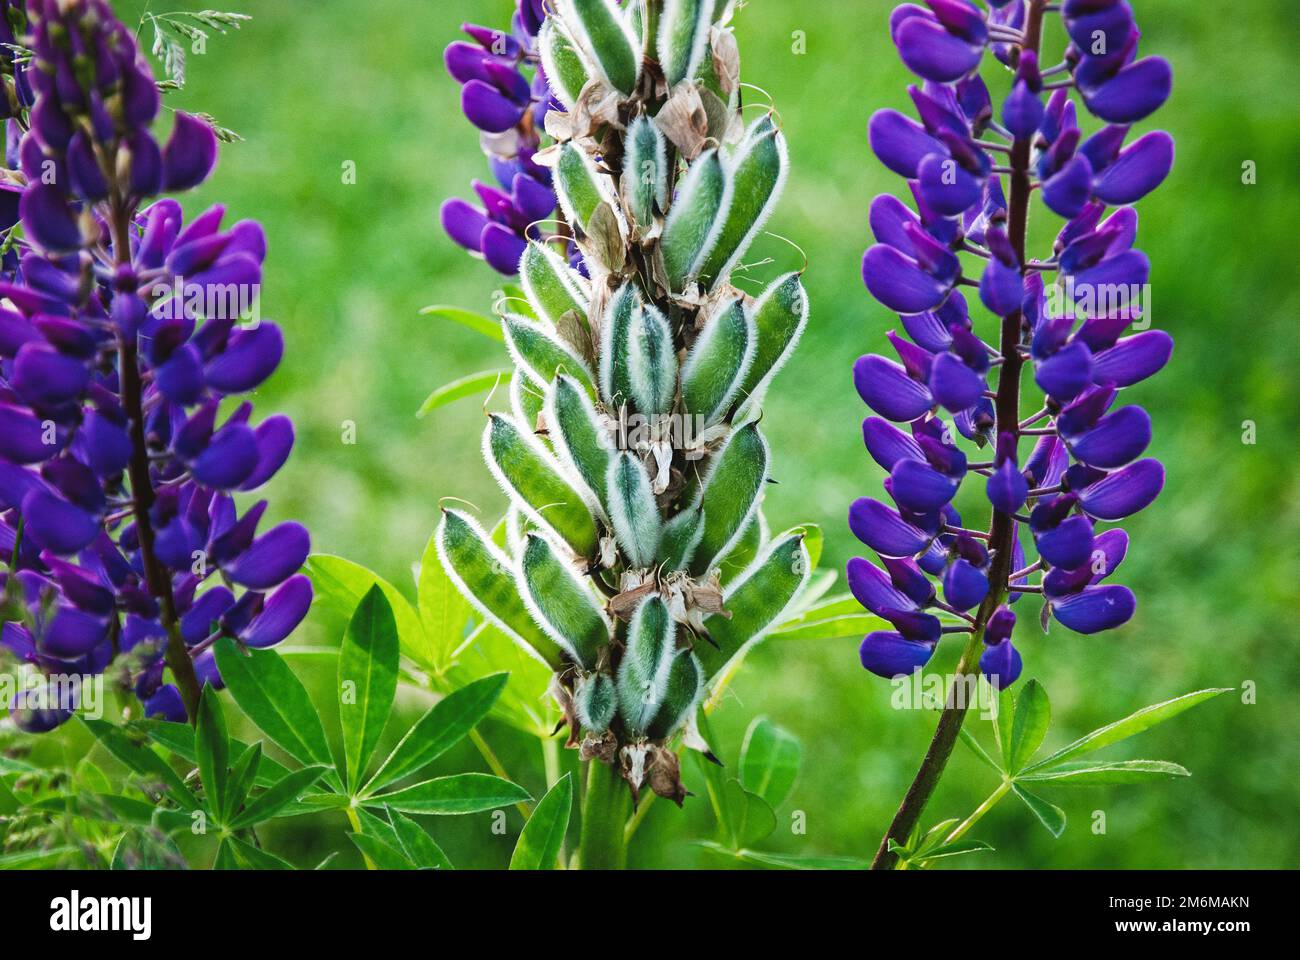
[112,0,1299,868]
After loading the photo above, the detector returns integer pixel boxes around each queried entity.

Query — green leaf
[1023,688,1232,774]
[28,794,191,833]
[439,622,558,738]
[1018,759,1191,786]
[305,554,430,670]
[915,838,994,865]
[1008,679,1051,773]
[509,773,573,870]
[417,368,512,418]
[226,836,294,870]
[437,509,565,671]
[993,685,1015,769]
[389,808,455,869]
[418,304,504,342]
[958,726,1004,774]
[417,528,472,674]
[136,720,291,789]
[364,674,508,795]
[719,779,778,848]
[194,684,230,821]
[739,716,801,807]
[696,842,868,870]
[110,830,186,870]
[223,741,262,820]
[349,832,413,870]
[213,639,333,770]
[80,718,198,810]
[0,847,82,869]
[371,773,531,815]
[1012,783,1066,838]
[229,765,329,830]
[768,594,885,642]
[338,586,400,793]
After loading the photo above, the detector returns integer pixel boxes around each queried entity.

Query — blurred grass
[111,0,1300,868]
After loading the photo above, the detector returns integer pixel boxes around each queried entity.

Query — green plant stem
[469,728,533,820]
[344,807,374,870]
[579,759,631,870]
[944,779,1011,847]
[869,0,1047,870]
[542,735,561,788]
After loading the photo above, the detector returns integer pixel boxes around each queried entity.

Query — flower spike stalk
[855,0,1175,868]
[0,0,309,730]
[434,0,811,864]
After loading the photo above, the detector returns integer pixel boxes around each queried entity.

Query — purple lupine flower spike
[439,1,561,275]
[852,0,1176,688]
[0,0,309,731]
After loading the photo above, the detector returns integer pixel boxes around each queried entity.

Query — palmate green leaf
[338,586,400,793]
[519,532,610,670]
[768,594,886,642]
[1022,688,1231,774]
[349,832,413,870]
[993,685,1015,768]
[437,508,565,671]
[959,726,1003,774]
[439,622,558,738]
[363,674,508,795]
[509,773,573,870]
[305,554,431,670]
[719,779,777,848]
[28,794,191,833]
[136,720,292,789]
[1018,759,1191,786]
[229,765,329,830]
[194,684,230,821]
[418,304,504,342]
[213,639,333,772]
[739,716,801,808]
[417,368,512,418]
[1008,679,1051,773]
[1012,783,1066,838]
[225,836,294,870]
[697,531,810,681]
[0,847,82,869]
[370,773,531,815]
[417,528,472,674]
[695,842,868,870]
[110,830,186,870]
[80,718,199,810]
[389,808,455,869]
[223,741,262,821]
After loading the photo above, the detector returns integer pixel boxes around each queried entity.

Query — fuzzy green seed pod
[658,0,717,87]
[547,374,613,514]
[483,414,599,558]
[681,297,754,425]
[616,595,677,736]
[645,649,704,740]
[626,303,678,414]
[520,532,609,670]
[436,509,565,670]
[660,149,728,291]
[621,116,668,234]
[538,17,591,111]
[607,451,662,568]
[502,313,595,394]
[598,282,640,404]
[574,671,617,733]
[691,420,768,573]
[520,240,591,328]
[555,141,614,235]
[659,505,706,571]
[737,271,808,406]
[557,0,641,96]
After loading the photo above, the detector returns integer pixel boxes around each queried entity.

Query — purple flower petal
[462,78,526,133]
[897,16,983,83]
[890,457,961,513]
[20,182,82,254]
[1035,513,1095,569]
[862,416,924,471]
[987,460,1029,515]
[1034,339,1093,402]
[40,605,108,659]
[238,415,295,491]
[978,254,1023,317]
[862,244,951,314]
[917,152,982,216]
[854,353,933,422]
[1051,583,1136,633]
[145,684,187,722]
[204,322,284,394]
[849,497,931,558]
[1091,330,1172,387]
[928,351,984,412]
[859,630,935,678]
[21,488,99,555]
[980,638,1022,689]
[481,222,527,274]
[1077,458,1164,520]
[1093,131,1174,205]
[241,574,312,648]
[942,557,988,611]
[223,521,310,590]
[162,112,218,192]
[192,424,260,490]
[1083,57,1172,124]
[868,109,945,178]
[1066,404,1151,468]
[441,198,490,252]
[11,342,87,407]
[1042,154,1095,219]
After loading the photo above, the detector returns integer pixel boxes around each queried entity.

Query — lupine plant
[420,0,857,869]
[853,0,1224,868]
[0,0,309,731]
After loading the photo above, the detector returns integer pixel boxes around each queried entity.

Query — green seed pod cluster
[438,0,811,803]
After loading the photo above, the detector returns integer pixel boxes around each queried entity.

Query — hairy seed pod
[607,452,662,568]
[520,240,591,328]
[598,283,640,403]
[558,0,641,96]
[681,297,754,425]
[502,313,595,393]
[616,595,677,736]
[658,0,718,87]
[691,420,768,573]
[626,303,678,414]
[737,271,809,406]
[520,532,609,669]
[660,149,728,290]
[538,17,591,111]
[646,649,704,740]
[547,374,613,514]
[659,505,706,571]
[574,671,617,733]
[555,141,614,234]
[621,116,669,234]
